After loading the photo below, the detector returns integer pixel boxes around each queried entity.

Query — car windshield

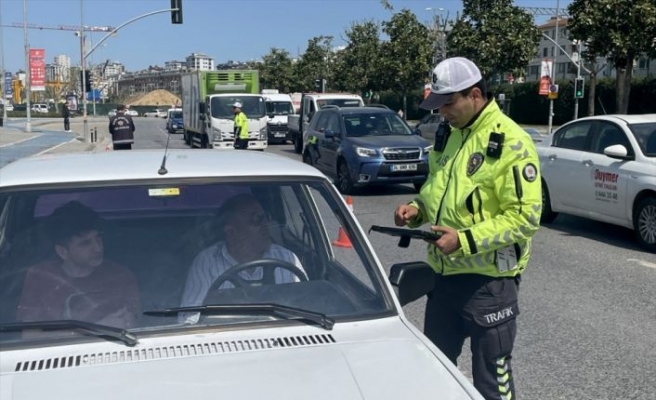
[343,113,413,137]
[171,111,183,119]
[0,179,393,345]
[211,96,266,119]
[266,101,294,115]
[628,122,656,156]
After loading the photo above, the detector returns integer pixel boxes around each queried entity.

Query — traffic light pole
[78,7,181,143]
[573,40,582,120]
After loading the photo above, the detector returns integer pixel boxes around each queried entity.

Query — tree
[259,48,294,93]
[292,36,334,92]
[447,0,541,81]
[335,20,383,96]
[380,9,433,116]
[567,0,656,113]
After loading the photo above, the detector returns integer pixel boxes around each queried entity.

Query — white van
[262,90,294,144]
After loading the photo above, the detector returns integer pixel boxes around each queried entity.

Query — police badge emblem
[466,152,484,176]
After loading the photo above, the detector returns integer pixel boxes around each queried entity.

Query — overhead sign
[29,48,46,91]
[4,72,12,97]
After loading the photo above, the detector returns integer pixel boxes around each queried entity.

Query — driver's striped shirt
[179,242,304,324]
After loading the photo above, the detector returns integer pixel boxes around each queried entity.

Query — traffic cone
[332,196,353,248]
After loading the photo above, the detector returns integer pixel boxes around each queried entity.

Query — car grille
[268,124,288,133]
[382,147,421,161]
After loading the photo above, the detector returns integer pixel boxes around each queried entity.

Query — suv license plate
[391,164,418,172]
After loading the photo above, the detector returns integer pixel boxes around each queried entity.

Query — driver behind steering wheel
[179,194,305,324]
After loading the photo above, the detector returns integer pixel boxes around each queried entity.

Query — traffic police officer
[394,57,542,400]
[108,104,136,150]
[231,101,249,150]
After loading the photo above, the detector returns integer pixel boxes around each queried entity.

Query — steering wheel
[204,258,308,296]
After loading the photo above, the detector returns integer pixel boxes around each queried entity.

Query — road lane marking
[627,258,656,269]
[0,134,40,148]
[33,138,77,156]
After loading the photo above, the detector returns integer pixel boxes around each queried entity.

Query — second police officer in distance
[394,57,542,400]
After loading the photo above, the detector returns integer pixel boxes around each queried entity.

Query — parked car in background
[302,105,432,194]
[30,103,49,113]
[166,108,184,133]
[413,113,443,138]
[2,102,14,112]
[0,150,483,400]
[108,109,117,118]
[538,114,656,252]
[143,109,166,118]
[126,109,139,117]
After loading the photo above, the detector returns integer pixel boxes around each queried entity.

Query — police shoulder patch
[466,152,485,176]
[522,163,538,182]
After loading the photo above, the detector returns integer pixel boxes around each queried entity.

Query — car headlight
[423,145,433,154]
[355,146,377,157]
[212,128,222,141]
[259,126,267,140]
[172,124,178,129]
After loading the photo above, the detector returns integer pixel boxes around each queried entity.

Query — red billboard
[29,48,46,91]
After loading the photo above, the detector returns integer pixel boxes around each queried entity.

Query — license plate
[274,133,286,137]
[391,163,418,172]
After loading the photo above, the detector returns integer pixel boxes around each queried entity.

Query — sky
[0,0,572,73]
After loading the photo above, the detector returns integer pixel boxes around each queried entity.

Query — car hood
[348,135,430,149]
[0,319,479,399]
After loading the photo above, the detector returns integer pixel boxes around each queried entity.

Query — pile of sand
[126,89,181,107]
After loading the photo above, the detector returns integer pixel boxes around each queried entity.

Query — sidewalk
[0,117,112,155]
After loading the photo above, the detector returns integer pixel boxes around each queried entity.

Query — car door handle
[582,159,594,166]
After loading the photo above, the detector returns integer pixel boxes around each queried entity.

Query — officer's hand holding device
[369,225,442,248]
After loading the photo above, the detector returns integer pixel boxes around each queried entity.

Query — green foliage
[292,36,334,92]
[380,9,433,93]
[332,21,382,93]
[258,48,295,93]
[447,0,541,79]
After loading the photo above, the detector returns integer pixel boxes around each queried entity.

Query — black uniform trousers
[424,273,520,400]
[234,138,248,150]
[63,117,70,131]
[113,143,132,150]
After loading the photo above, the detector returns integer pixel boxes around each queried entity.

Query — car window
[0,180,393,344]
[591,122,633,156]
[552,121,593,151]
[628,122,656,156]
[325,113,341,135]
[312,112,330,133]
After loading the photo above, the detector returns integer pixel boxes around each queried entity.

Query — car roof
[317,106,395,115]
[0,150,326,188]
[572,114,656,125]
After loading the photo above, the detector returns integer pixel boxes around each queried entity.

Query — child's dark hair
[46,201,101,246]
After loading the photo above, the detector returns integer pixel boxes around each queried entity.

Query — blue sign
[86,89,102,101]
[4,72,12,97]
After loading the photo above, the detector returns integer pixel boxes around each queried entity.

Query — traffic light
[79,70,91,93]
[314,78,325,93]
[171,0,183,24]
[574,77,584,99]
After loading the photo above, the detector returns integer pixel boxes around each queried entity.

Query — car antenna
[158,127,172,176]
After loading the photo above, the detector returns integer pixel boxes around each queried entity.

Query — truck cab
[202,94,267,150]
[262,90,294,144]
[288,93,364,154]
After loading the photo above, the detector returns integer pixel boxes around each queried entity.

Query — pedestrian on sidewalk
[109,104,136,150]
[62,103,71,132]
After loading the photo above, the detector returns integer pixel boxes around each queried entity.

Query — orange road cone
[333,196,353,248]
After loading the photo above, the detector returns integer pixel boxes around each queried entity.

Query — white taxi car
[0,150,482,399]
[142,108,167,118]
[538,114,656,252]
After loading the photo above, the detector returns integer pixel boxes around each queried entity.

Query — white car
[0,150,483,399]
[125,109,139,117]
[538,114,656,252]
[143,108,166,118]
[30,103,49,113]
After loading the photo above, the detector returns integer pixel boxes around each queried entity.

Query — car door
[542,120,595,211]
[306,112,329,172]
[419,115,441,138]
[320,112,342,174]
[583,121,633,222]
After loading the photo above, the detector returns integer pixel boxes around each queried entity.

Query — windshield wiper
[0,320,138,346]
[144,304,335,330]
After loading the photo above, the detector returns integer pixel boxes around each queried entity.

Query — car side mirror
[325,129,335,139]
[388,262,435,306]
[412,128,421,136]
[604,144,632,160]
[199,102,206,114]
[199,114,206,121]
[268,113,275,119]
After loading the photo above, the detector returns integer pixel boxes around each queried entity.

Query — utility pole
[0,1,6,126]
[23,0,31,133]
[573,39,582,120]
[547,0,560,135]
[80,0,89,142]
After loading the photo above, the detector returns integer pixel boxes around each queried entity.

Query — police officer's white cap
[420,57,483,110]
[231,102,243,108]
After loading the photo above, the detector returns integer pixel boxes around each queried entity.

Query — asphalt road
[75,118,656,399]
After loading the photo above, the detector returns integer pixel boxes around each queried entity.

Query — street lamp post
[547,0,560,135]
[573,39,582,120]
